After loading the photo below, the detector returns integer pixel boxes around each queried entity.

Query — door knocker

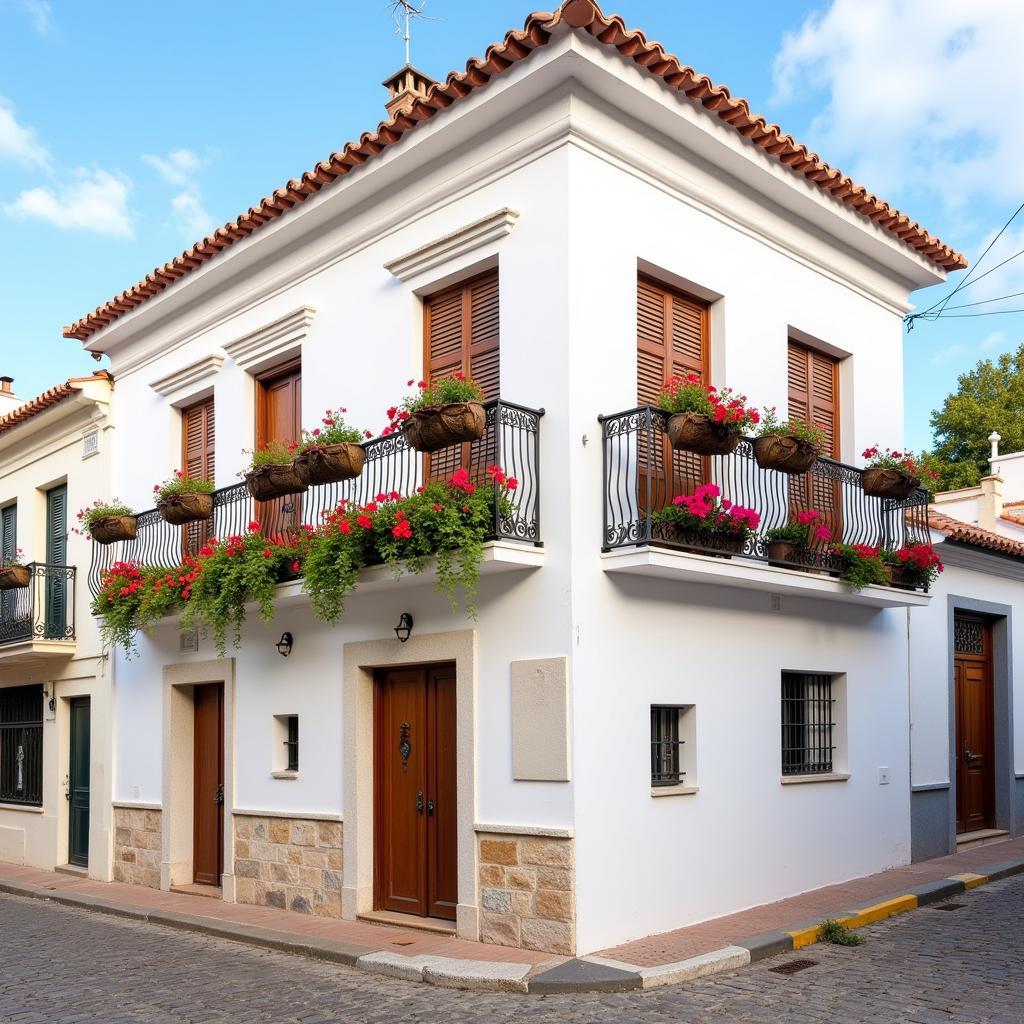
[399,721,411,770]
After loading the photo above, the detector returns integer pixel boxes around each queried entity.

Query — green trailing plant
[829,543,889,591]
[92,561,187,658]
[818,918,863,946]
[762,509,832,546]
[181,525,300,657]
[756,407,827,449]
[75,499,134,538]
[153,470,215,501]
[245,440,298,470]
[384,373,485,435]
[300,505,372,624]
[299,407,370,451]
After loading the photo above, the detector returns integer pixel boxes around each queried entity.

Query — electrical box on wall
[82,429,99,459]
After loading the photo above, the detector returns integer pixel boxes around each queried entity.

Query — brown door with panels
[788,341,841,542]
[181,396,215,553]
[636,276,709,515]
[954,617,995,834]
[423,269,499,478]
[374,664,457,920]
[255,360,302,534]
[193,683,224,887]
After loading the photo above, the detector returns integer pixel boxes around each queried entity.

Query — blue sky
[1,0,1021,452]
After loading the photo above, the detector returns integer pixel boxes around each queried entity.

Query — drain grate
[931,902,966,911]
[769,959,818,976]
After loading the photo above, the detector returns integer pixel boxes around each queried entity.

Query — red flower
[433,503,443,511]
[392,520,413,539]
[356,514,373,530]
[364,430,373,439]
[506,477,518,490]
[263,548,272,558]
[291,560,300,573]
[248,520,260,532]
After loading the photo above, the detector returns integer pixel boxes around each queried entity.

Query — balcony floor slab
[0,639,78,670]
[601,546,931,609]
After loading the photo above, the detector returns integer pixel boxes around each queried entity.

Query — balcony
[88,399,544,597]
[0,562,77,665]
[599,406,931,608]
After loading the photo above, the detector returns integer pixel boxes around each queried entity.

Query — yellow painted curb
[845,894,918,928]
[948,872,987,890]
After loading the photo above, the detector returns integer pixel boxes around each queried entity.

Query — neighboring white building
[60,0,986,956]
[0,371,115,881]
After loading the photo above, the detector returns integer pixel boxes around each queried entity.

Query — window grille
[954,617,985,655]
[781,673,835,776]
[284,715,299,772]
[650,706,684,786]
[0,684,43,805]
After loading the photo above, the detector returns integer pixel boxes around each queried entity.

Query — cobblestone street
[2,875,1022,1023]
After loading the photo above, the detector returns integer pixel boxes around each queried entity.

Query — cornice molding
[222,306,316,373]
[149,353,225,400]
[384,207,520,281]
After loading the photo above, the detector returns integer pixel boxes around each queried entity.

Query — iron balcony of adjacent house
[0,562,76,646]
[599,405,931,585]
[87,399,543,596]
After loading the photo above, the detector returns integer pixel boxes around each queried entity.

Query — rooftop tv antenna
[389,0,434,66]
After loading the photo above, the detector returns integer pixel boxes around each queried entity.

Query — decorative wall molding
[473,822,574,838]
[149,354,224,401]
[384,208,519,281]
[222,306,316,373]
[233,807,342,822]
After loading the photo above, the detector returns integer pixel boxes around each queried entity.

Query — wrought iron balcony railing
[0,562,77,646]
[88,399,543,597]
[599,406,930,577]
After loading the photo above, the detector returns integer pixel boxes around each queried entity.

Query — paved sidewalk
[2,835,1023,994]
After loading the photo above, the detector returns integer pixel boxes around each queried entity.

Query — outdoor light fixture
[394,613,414,643]
[276,632,293,657]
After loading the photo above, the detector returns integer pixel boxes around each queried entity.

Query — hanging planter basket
[402,402,486,453]
[752,434,819,474]
[157,492,214,526]
[0,565,30,590]
[666,412,741,456]
[245,464,309,502]
[89,514,138,545]
[293,443,366,487]
[862,466,920,500]
[888,564,921,590]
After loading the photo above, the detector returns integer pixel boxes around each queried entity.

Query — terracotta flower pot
[402,402,486,453]
[293,442,366,486]
[666,412,741,456]
[89,514,138,545]
[157,491,214,525]
[245,464,309,502]
[752,434,819,474]
[765,539,810,570]
[862,466,920,500]
[0,564,30,590]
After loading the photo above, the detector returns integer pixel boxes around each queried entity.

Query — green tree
[926,344,1024,492]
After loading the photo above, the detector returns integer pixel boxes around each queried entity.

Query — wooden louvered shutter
[424,269,500,477]
[182,397,216,485]
[1,505,16,621]
[254,363,302,537]
[788,341,841,537]
[637,277,709,511]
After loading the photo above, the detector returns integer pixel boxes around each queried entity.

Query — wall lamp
[276,632,293,657]
[394,613,414,643]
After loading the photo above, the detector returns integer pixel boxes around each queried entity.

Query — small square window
[651,705,685,786]
[272,714,299,776]
[781,673,835,776]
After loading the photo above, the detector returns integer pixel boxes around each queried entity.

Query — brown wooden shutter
[254,360,302,536]
[182,397,215,485]
[637,277,709,509]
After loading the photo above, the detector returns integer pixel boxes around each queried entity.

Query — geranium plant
[383,373,484,436]
[656,374,759,432]
[829,543,889,591]
[153,469,214,501]
[861,447,936,482]
[762,509,832,546]
[0,546,25,569]
[756,407,827,449]
[652,483,760,542]
[883,544,944,589]
[299,407,370,451]
[93,561,188,658]
[75,500,134,539]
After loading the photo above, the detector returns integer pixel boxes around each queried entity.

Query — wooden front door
[256,360,302,534]
[374,664,457,920]
[955,617,995,834]
[68,697,90,867]
[193,683,224,886]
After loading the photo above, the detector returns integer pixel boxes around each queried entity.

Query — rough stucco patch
[510,657,570,781]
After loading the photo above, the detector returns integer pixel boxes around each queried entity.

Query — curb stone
[3,853,1024,994]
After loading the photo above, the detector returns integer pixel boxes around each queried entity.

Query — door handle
[427,798,435,817]
[416,790,424,814]
[965,747,980,763]
[213,784,224,806]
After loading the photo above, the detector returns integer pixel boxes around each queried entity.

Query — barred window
[285,715,299,772]
[781,673,835,776]
[651,706,685,786]
[0,684,43,806]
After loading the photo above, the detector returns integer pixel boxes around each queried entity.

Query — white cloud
[929,343,968,366]
[4,168,133,237]
[142,147,213,238]
[772,0,1024,213]
[20,0,53,35]
[980,331,1007,353]
[0,95,48,169]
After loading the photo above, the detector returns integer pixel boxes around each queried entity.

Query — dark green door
[45,485,67,639]
[68,697,90,867]
[1,504,16,630]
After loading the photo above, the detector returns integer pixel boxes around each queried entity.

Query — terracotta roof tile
[927,509,1024,560]
[0,371,112,436]
[63,0,966,343]
[1000,510,1024,527]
